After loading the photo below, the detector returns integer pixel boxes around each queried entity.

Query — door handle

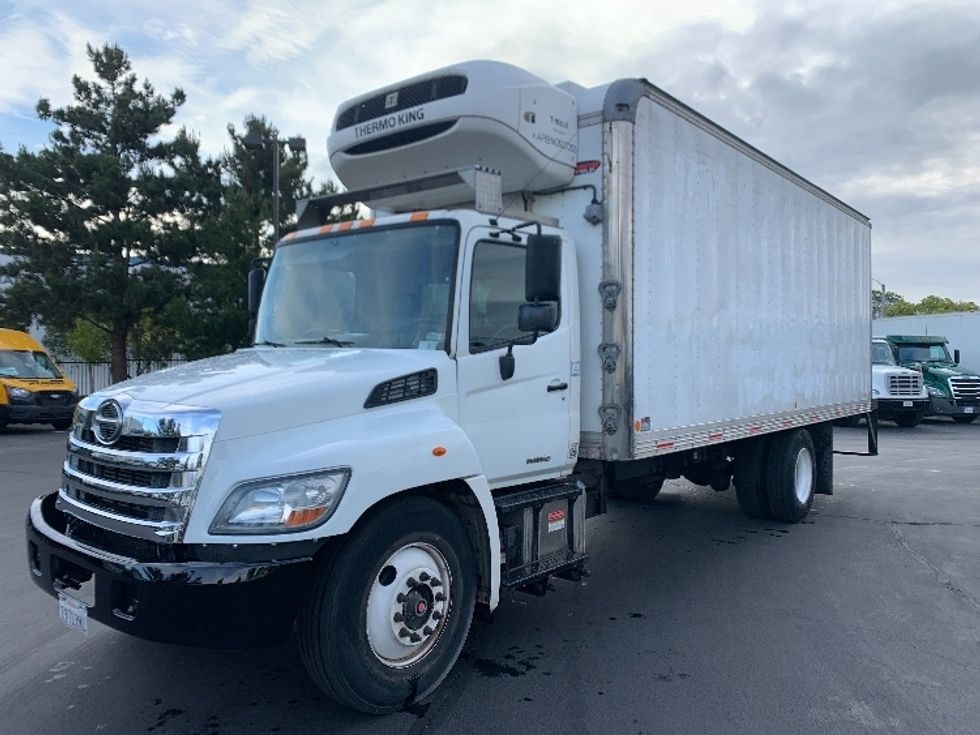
[547,381,569,392]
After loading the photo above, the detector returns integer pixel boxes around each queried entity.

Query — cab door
[455,229,576,487]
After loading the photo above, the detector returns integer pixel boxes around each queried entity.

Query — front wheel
[952,415,977,424]
[298,497,476,714]
[893,413,921,428]
[51,418,72,431]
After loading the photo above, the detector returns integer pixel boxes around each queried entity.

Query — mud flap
[810,422,834,495]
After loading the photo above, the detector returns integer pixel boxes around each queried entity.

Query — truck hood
[920,364,980,380]
[94,348,454,441]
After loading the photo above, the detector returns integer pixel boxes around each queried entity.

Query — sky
[1,0,978,303]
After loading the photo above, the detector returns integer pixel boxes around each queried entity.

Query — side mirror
[525,234,561,302]
[518,302,558,334]
[954,349,960,364]
[248,267,266,316]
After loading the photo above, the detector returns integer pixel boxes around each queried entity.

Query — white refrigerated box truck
[27,60,874,714]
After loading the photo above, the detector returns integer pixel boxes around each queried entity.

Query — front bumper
[1,402,75,425]
[928,397,980,417]
[875,397,929,419]
[26,493,316,647]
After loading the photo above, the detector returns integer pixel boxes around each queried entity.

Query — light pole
[242,131,307,244]
[871,277,886,319]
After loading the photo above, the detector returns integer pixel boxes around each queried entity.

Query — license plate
[903,401,913,407]
[966,407,975,414]
[58,593,88,634]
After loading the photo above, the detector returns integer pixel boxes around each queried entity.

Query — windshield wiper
[253,340,287,347]
[293,337,354,347]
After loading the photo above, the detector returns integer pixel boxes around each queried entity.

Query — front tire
[766,430,816,523]
[51,418,72,431]
[893,413,921,428]
[952,415,977,424]
[298,497,476,714]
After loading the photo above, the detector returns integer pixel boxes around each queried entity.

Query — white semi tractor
[27,61,875,714]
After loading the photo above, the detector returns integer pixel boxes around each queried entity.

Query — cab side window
[469,241,558,353]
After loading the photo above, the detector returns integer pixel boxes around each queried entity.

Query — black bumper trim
[875,398,929,419]
[928,397,980,417]
[26,494,315,647]
[1,403,75,424]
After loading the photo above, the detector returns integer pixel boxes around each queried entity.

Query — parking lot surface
[1,420,977,734]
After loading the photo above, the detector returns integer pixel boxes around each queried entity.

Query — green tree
[882,293,979,317]
[0,43,216,382]
[170,116,354,359]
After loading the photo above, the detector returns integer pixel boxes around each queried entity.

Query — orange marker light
[409,212,430,222]
[285,507,328,527]
[432,446,447,457]
[634,420,642,431]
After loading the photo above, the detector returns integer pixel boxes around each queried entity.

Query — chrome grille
[887,373,922,397]
[950,377,980,401]
[57,398,219,543]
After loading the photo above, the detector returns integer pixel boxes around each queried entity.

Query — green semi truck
[884,335,980,424]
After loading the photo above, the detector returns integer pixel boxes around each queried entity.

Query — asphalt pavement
[1,420,977,734]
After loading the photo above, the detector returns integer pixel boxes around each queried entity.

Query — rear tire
[766,430,815,523]
[836,415,862,428]
[734,438,771,519]
[893,413,921,428]
[615,477,664,502]
[952,415,977,424]
[298,497,476,714]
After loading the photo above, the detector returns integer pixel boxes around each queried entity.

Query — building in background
[874,312,980,367]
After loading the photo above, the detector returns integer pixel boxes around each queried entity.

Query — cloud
[1,0,978,301]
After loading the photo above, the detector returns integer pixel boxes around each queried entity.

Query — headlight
[6,386,33,401]
[927,386,945,397]
[210,468,350,534]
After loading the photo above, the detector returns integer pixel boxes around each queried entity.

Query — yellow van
[0,328,78,431]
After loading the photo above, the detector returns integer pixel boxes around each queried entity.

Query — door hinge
[598,343,621,373]
[598,404,621,435]
[598,280,622,311]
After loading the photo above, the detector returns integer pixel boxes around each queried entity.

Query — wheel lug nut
[409,633,422,643]
[407,577,418,587]
[432,610,443,621]
[393,612,404,623]
[398,627,410,638]
[435,592,446,602]
[423,626,434,636]
[430,578,443,588]
[419,572,430,582]
[396,593,407,603]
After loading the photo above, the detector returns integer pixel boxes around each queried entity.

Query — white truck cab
[870,338,929,426]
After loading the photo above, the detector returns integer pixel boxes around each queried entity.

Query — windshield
[872,342,896,365]
[0,349,63,379]
[896,344,951,363]
[255,223,458,350]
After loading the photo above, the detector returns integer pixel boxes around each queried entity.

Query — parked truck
[884,334,980,423]
[869,338,929,426]
[26,61,874,714]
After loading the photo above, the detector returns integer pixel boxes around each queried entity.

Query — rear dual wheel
[298,497,475,714]
[735,429,816,523]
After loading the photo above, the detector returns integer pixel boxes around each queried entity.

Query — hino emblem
[93,399,124,445]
